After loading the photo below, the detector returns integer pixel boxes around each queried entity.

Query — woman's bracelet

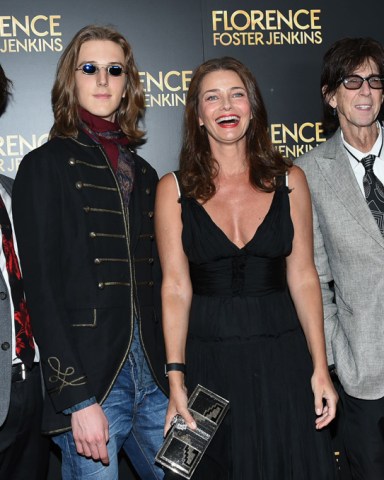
[164,363,186,377]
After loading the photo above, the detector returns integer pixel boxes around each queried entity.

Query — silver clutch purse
[155,384,229,479]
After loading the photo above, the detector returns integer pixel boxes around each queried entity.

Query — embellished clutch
[155,384,229,479]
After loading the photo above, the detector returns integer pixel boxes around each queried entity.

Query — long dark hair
[50,24,145,145]
[321,37,384,134]
[179,57,291,201]
[0,65,12,116]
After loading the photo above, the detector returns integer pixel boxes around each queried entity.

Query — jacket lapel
[129,160,142,251]
[317,131,384,248]
[0,177,12,292]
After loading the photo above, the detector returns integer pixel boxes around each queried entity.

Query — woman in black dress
[155,57,338,479]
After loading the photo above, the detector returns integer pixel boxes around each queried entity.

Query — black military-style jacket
[12,131,167,434]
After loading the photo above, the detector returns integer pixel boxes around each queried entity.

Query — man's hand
[71,403,110,464]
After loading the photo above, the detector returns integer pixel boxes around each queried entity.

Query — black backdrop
[1,0,383,478]
[1,0,383,180]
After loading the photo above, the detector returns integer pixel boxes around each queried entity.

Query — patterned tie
[361,154,384,235]
[0,195,35,367]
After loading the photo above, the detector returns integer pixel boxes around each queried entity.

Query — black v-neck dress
[169,180,336,479]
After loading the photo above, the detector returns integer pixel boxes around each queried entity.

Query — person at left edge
[12,25,167,479]
[0,64,49,480]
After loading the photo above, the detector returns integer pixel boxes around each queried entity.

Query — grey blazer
[296,129,384,400]
[0,174,15,426]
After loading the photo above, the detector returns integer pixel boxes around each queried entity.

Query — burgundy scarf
[79,108,135,208]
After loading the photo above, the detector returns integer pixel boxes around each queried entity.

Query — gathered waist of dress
[189,255,287,297]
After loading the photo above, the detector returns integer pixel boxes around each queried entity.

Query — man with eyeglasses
[296,37,384,479]
[12,25,168,479]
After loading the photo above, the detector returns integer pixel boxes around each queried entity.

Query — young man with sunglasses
[296,37,384,479]
[12,25,168,479]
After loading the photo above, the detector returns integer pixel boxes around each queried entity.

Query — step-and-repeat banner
[1,0,383,478]
[1,0,383,180]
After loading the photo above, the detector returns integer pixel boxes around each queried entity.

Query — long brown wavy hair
[179,57,291,201]
[50,24,145,145]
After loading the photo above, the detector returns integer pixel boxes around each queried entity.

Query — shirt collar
[341,121,383,161]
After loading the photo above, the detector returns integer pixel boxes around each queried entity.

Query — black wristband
[165,363,186,377]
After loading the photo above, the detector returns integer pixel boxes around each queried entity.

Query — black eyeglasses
[341,74,384,90]
[75,63,127,77]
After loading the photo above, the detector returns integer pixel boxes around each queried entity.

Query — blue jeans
[53,327,168,479]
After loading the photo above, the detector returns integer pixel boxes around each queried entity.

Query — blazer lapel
[0,174,13,196]
[317,132,384,248]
